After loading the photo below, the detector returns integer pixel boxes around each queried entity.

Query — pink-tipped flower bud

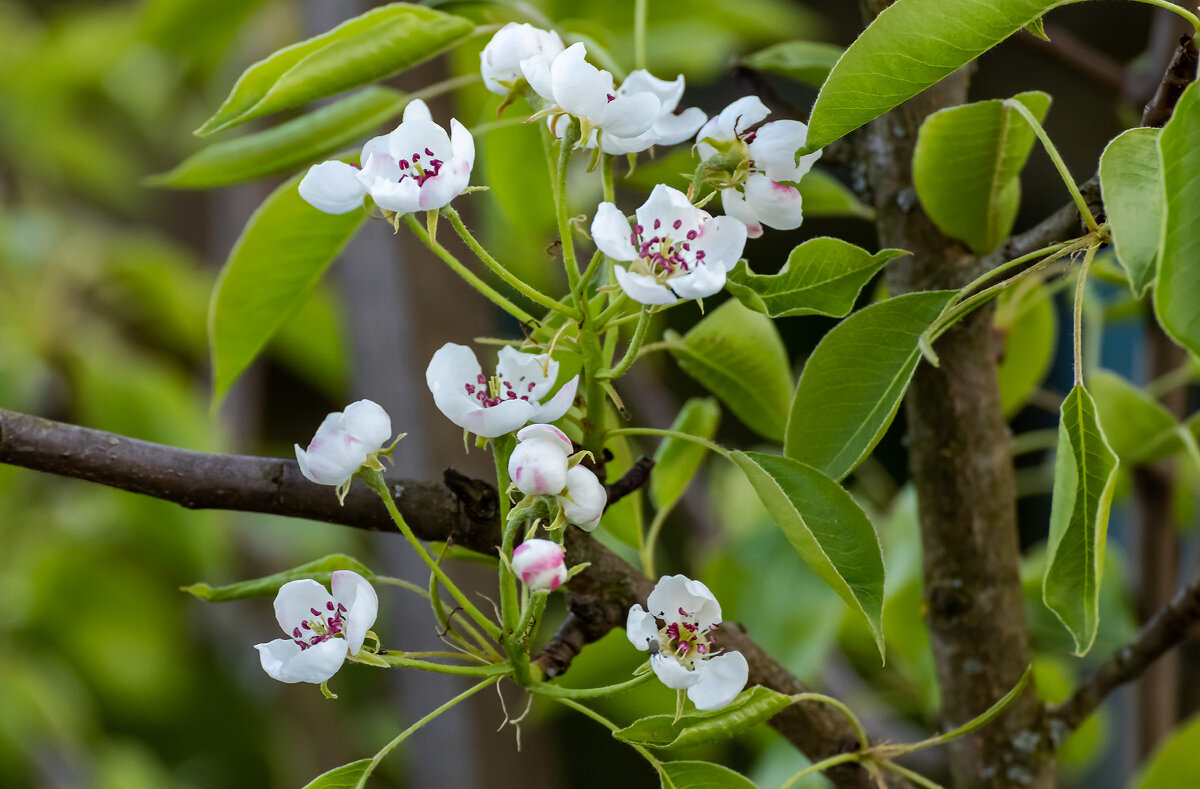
[559,465,607,531]
[511,538,568,591]
[508,424,573,496]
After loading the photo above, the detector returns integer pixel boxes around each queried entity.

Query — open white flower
[298,99,474,215]
[425,344,578,438]
[480,23,564,96]
[593,184,747,305]
[512,538,568,591]
[255,571,378,685]
[627,574,749,711]
[695,96,822,238]
[591,70,706,155]
[294,399,392,494]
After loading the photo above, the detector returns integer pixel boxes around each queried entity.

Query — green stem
[529,669,655,699]
[358,677,500,788]
[403,214,535,324]
[549,129,582,302]
[880,762,946,789]
[443,207,577,317]
[641,505,671,578]
[1129,0,1200,33]
[1072,243,1097,387]
[598,307,652,379]
[1004,99,1099,233]
[634,0,648,70]
[371,655,511,676]
[554,697,662,771]
[961,242,1072,297]
[777,752,861,789]
[595,291,632,327]
[374,575,433,599]
[362,470,502,641]
[606,427,732,460]
[790,692,869,750]
[580,250,606,291]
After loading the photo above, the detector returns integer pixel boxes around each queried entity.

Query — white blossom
[254,571,378,685]
[695,96,822,238]
[559,464,606,532]
[480,23,564,96]
[425,344,578,438]
[509,424,573,496]
[592,184,747,304]
[626,574,748,711]
[511,538,568,591]
[298,100,474,215]
[294,400,392,491]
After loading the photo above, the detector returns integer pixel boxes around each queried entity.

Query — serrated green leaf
[1135,714,1200,789]
[651,398,721,511]
[785,290,956,480]
[797,169,875,220]
[1089,370,1180,465]
[183,554,375,602]
[996,282,1057,417]
[739,40,844,87]
[805,0,1076,151]
[152,87,407,188]
[732,451,885,659]
[197,4,473,135]
[725,237,903,319]
[659,760,760,789]
[1099,127,1163,297]
[1154,80,1200,356]
[208,170,366,403]
[1026,16,1050,40]
[615,686,792,749]
[913,91,1050,254]
[1043,384,1119,656]
[301,760,373,789]
[664,300,792,442]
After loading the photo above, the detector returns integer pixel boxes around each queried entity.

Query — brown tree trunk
[858,3,1053,786]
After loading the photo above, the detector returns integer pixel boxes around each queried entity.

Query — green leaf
[725,237,904,319]
[996,282,1057,417]
[1098,127,1163,296]
[739,40,844,87]
[183,554,374,602]
[913,91,1051,254]
[1089,370,1179,465]
[1026,16,1050,40]
[785,290,957,480]
[1135,714,1200,789]
[151,87,407,188]
[615,686,792,749]
[659,760,759,789]
[732,451,886,659]
[664,300,793,442]
[1155,80,1200,356]
[301,760,372,789]
[209,170,366,403]
[651,398,721,511]
[1043,384,1119,656]
[805,0,1075,151]
[197,4,473,135]
[797,169,875,220]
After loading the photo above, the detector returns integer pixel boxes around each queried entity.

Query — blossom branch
[0,407,894,788]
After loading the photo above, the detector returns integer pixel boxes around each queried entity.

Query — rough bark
[858,2,1051,786]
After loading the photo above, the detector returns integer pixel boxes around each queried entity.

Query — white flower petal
[294,416,367,486]
[668,263,726,301]
[402,98,433,124]
[496,346,558,401]
[274,579,336,635]
[744,173,804,231]
[634,184,701,237]
[591,202,638,260]
[651,106,707,145]
[719,188,763,238]
[449,118,475,175]
[646,574,722,629]
[509,437,570,495]
[651,654,701,689]
[369,177,423,214]
[551,43,611,120]
[515,423,573,454]
[694,215,748,272]
[331,570,378,655]
[688,651,749,711]
[719,96,771,137]
[298,161,367,214]
[614,265,678,305]
[463,398,536,438]
[512,539,567,591]
[618,70,684,112]
[342,400,391,451]
[597,129,659,155]
[387,118,452,166]
[749,120,821,182]
[358,152,402,189]
[520,53,555,101]
[528,375,579,423]
[626,605,660,650]
[418,170,469,211]
[360,134,391,165]
[256,637,347,684]
[481,23,564,95]
[426,343,486,428]
[559,464,607,529]
[599,92,660,138]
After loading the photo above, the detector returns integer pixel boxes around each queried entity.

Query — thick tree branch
[0,407,899,788]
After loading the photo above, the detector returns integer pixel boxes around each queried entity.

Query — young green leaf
[725,237,904,319]
[659,760,760,789]
[183,554,375,602]
[913,91,1051,254]
[651,398,721,511]
[996,284,1057,417]
[1135,714,1200,788]
[615,687,792,749]
[1026,16,1050,41]
[1154,80,1200,356]
[1089,370,1180,465]
[197,4,473,135]
[797,169,875,220]
[151,87,407,189]
[1043,385,1119,656]
[209,170,367,403]
[1098,127,1164,297]
[664,300,793,443]
[301,760,373,789]
[785,290,957,480]
[805,0,1075,151]
[732,451,886,659]
[738,40,844,87]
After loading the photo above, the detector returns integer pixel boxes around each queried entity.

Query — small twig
[1141,33,1199,127]
[604,456,655,508]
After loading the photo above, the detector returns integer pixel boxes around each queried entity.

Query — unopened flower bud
[559,465,606,531]
[509,424,573,496]
[511,538,567,591]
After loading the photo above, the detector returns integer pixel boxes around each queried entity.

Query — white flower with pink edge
[512,538,568,591]
[592,184,747,305]
[480,23,565,96]
[294,400,393,502]
[255,571,378,684]
[298,99,474,216]
[627,574,749,711]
